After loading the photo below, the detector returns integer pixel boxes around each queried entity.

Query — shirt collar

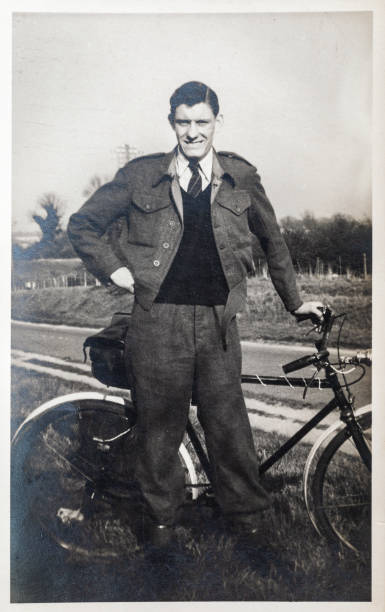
[152,148,235,187]
[176,147,213,183]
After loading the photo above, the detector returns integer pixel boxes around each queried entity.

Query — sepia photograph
[8,4,381,606]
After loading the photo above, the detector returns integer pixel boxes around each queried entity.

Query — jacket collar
[152,148,235,187]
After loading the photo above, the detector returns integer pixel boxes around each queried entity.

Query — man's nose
[186,122,199,139]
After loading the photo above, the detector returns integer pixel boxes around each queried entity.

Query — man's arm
[246,167,323,320]
[67,167,132,284]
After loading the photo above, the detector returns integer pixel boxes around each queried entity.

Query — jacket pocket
[128,193,173,248]
[132,193,171,214]
[217,191,251,215]
[216,191,252,254]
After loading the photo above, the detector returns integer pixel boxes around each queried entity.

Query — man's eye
[177,121,189,126]
[197,121,209,125]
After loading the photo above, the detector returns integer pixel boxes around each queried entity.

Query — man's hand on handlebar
[292,301,325,324]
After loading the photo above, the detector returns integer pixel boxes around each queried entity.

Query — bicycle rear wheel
[304,407,371,554]
[11,393,198,558]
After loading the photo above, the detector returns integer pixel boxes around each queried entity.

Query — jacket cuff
[287,298,303,313]
[98,255,128,281]
[290,301,303,315]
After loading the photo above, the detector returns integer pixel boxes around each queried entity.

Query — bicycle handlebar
[343,351,372,367]
[282,350,329,374]
[282,307,372,374]
[282,307,333,373]
[293,310,324,325]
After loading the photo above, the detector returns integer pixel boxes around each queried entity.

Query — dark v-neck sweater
[155,185,229,305]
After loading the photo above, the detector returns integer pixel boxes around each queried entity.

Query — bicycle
[11,307,371,559]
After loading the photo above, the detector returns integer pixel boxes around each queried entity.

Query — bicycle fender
[12,391,126,446]
[303,403,372,534]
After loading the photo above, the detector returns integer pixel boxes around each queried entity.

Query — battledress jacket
[67,149,302,338]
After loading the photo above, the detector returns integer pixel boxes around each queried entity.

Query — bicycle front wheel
[12,392,198,558]
[304,406,371,554]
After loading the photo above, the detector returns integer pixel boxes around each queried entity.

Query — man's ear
[215,113,224,130]
[168,113,175,129]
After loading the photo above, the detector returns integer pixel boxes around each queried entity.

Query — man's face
[171,102,218,161]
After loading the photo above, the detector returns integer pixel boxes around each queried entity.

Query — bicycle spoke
[306,410,371,554]
[43,437,99,483]
[318,500,370,510]
[12,397,198,558]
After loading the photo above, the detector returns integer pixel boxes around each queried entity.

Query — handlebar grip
[355,351,372,367]
[294,313,320,324]
[282,354,316,374]
[294,306,331,326]
[360,357,372,367]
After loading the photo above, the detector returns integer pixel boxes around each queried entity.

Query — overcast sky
[12,11,371,233]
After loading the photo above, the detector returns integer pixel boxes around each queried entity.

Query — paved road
[12,319,371,417]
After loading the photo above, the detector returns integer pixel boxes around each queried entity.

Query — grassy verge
[11,275,371,347]
[11,368,370,603]
[12,258,84,282]
[241,276,371,347]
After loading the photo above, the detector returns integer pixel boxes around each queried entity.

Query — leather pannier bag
[83,312,132,389]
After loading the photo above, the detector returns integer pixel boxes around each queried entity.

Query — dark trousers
[126,302,271,526]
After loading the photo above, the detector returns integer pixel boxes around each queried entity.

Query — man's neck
[177,146,213,165]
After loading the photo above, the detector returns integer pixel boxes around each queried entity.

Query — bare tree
[32,193,64,244]
[82,175,110,199]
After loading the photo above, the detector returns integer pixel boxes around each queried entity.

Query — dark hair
[169,81,219,121]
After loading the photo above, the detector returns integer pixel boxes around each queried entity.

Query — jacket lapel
[211,152,223,204]
[151,149,236,223]
[170,175,183,223]
[211,151,236,204]
[152,150,183,223]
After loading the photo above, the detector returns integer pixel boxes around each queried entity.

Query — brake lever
[303,363,323,399]
[295,306,327,333]
[304,322,323,336]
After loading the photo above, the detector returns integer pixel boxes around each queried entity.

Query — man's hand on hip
[110,267,135,293]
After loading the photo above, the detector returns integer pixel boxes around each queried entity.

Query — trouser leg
[126,302,195,525]
[195,306,271,526]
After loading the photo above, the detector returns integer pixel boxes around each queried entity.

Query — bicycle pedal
[57,507,85,524]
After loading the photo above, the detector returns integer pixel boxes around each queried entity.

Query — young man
[68,81,322,546]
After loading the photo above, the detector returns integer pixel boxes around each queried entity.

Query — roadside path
[12,347,333,445]
[11,321,371,445]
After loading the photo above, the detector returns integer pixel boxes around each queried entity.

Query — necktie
[187,160,202,197]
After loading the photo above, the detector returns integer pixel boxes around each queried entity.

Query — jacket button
[169,220,175,227]
[145,204,151,210]
[219,244,225,249]
[163,242,170,249]
[235,205,240,212]
[153,260,160,267]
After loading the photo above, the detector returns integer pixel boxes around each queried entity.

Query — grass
[11,367,371,603]
[239,275,371,347]
[12,258,85,283]
[11,275,371,347]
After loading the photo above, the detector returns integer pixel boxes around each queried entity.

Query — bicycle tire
[11,392,198,558]
[304,406,371,554]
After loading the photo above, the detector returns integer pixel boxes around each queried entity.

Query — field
[12,271,371,347]
[11,368,371,603]
[12,258,85,281]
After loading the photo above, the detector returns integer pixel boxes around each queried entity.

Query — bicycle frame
[186,357,369,483]
[11,308,370,558]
